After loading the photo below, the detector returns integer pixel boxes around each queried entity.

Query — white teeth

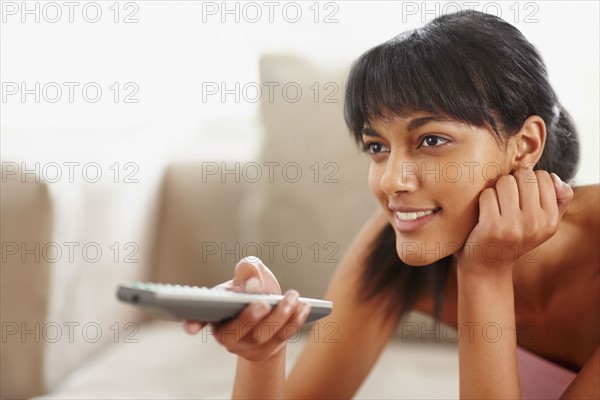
[396,209,436,221]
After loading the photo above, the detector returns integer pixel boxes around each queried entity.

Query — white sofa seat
[36,320,458,399]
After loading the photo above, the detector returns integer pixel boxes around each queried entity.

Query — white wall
[2,0,598,183]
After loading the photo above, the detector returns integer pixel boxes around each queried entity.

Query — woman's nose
[379,157,419,196]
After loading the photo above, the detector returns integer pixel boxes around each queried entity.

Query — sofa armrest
[1,160,164,397]
[1,168,53,399]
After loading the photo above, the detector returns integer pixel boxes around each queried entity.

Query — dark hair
[343,10,580,322]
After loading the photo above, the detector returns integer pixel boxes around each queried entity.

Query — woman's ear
[511,115,547,169]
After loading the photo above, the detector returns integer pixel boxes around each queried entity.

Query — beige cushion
[151,163,250,287]
[239,54,379,298]
[1,166,52,399]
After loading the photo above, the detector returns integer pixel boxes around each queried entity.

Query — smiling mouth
[395,208,442,221]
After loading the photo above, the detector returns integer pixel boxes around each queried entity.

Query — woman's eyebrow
[406,116,451,131]
[361,127,381,138]
[361,117,453,138]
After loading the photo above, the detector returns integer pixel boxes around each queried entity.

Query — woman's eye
[362,142,388,154]
[421,135,448,148]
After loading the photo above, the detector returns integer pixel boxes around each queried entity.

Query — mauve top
[516,345,578,399]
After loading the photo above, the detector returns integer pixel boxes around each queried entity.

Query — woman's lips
[393,207,441,232]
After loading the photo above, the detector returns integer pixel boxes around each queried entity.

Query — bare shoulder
[565,183,599,224]
[285,208,399,399]
[562,183,600,253]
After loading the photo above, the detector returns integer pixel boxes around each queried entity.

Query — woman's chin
[399,256,440,266]
[395,240,454,266]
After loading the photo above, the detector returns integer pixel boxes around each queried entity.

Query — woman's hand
[454,169,574,399]
[183,257,311,362]
[454,168,574,276]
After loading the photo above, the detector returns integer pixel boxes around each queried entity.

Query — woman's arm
[455,170,573,399]
[184,258,309,399]
[457,267,519,398]
[284,208,405,399]
[232,349,286,399]
[560,345,600,399]
[221,208,403,399]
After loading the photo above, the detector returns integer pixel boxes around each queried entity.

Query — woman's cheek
[450,186,482,242]
[446,172,495,250]
[368,163,386,205]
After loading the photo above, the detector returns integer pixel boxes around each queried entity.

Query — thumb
[551,173,574,219]
[233,257,264,293]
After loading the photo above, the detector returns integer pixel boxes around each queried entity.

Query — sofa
[1,54,458,399]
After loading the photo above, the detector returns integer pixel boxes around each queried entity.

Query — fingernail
[287,290,299,302]
[283,291,299,313]
[245,277,260,293]
[299,303,311,321]
[552,173,570,188]
[551,173,561,186]
[188,323,201,334]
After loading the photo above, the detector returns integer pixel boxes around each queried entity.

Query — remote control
[117,282,333,323]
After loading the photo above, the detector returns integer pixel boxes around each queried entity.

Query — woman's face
[362,112,517,266]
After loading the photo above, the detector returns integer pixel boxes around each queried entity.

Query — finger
[270,301,311,345]
[183,320,206,335]
[213,279,235,292]
[247,290,301,346]
[496,174,520,216]
[294,302,311,326]
[213,300,272,348]
[236,300,310,361]
[550,173,574,218]
[478,187,501,220]
[233,258,264,293]
[536,170,557,213]
[515,167,541,212]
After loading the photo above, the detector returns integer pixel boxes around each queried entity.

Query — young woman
[184,11,599,399]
